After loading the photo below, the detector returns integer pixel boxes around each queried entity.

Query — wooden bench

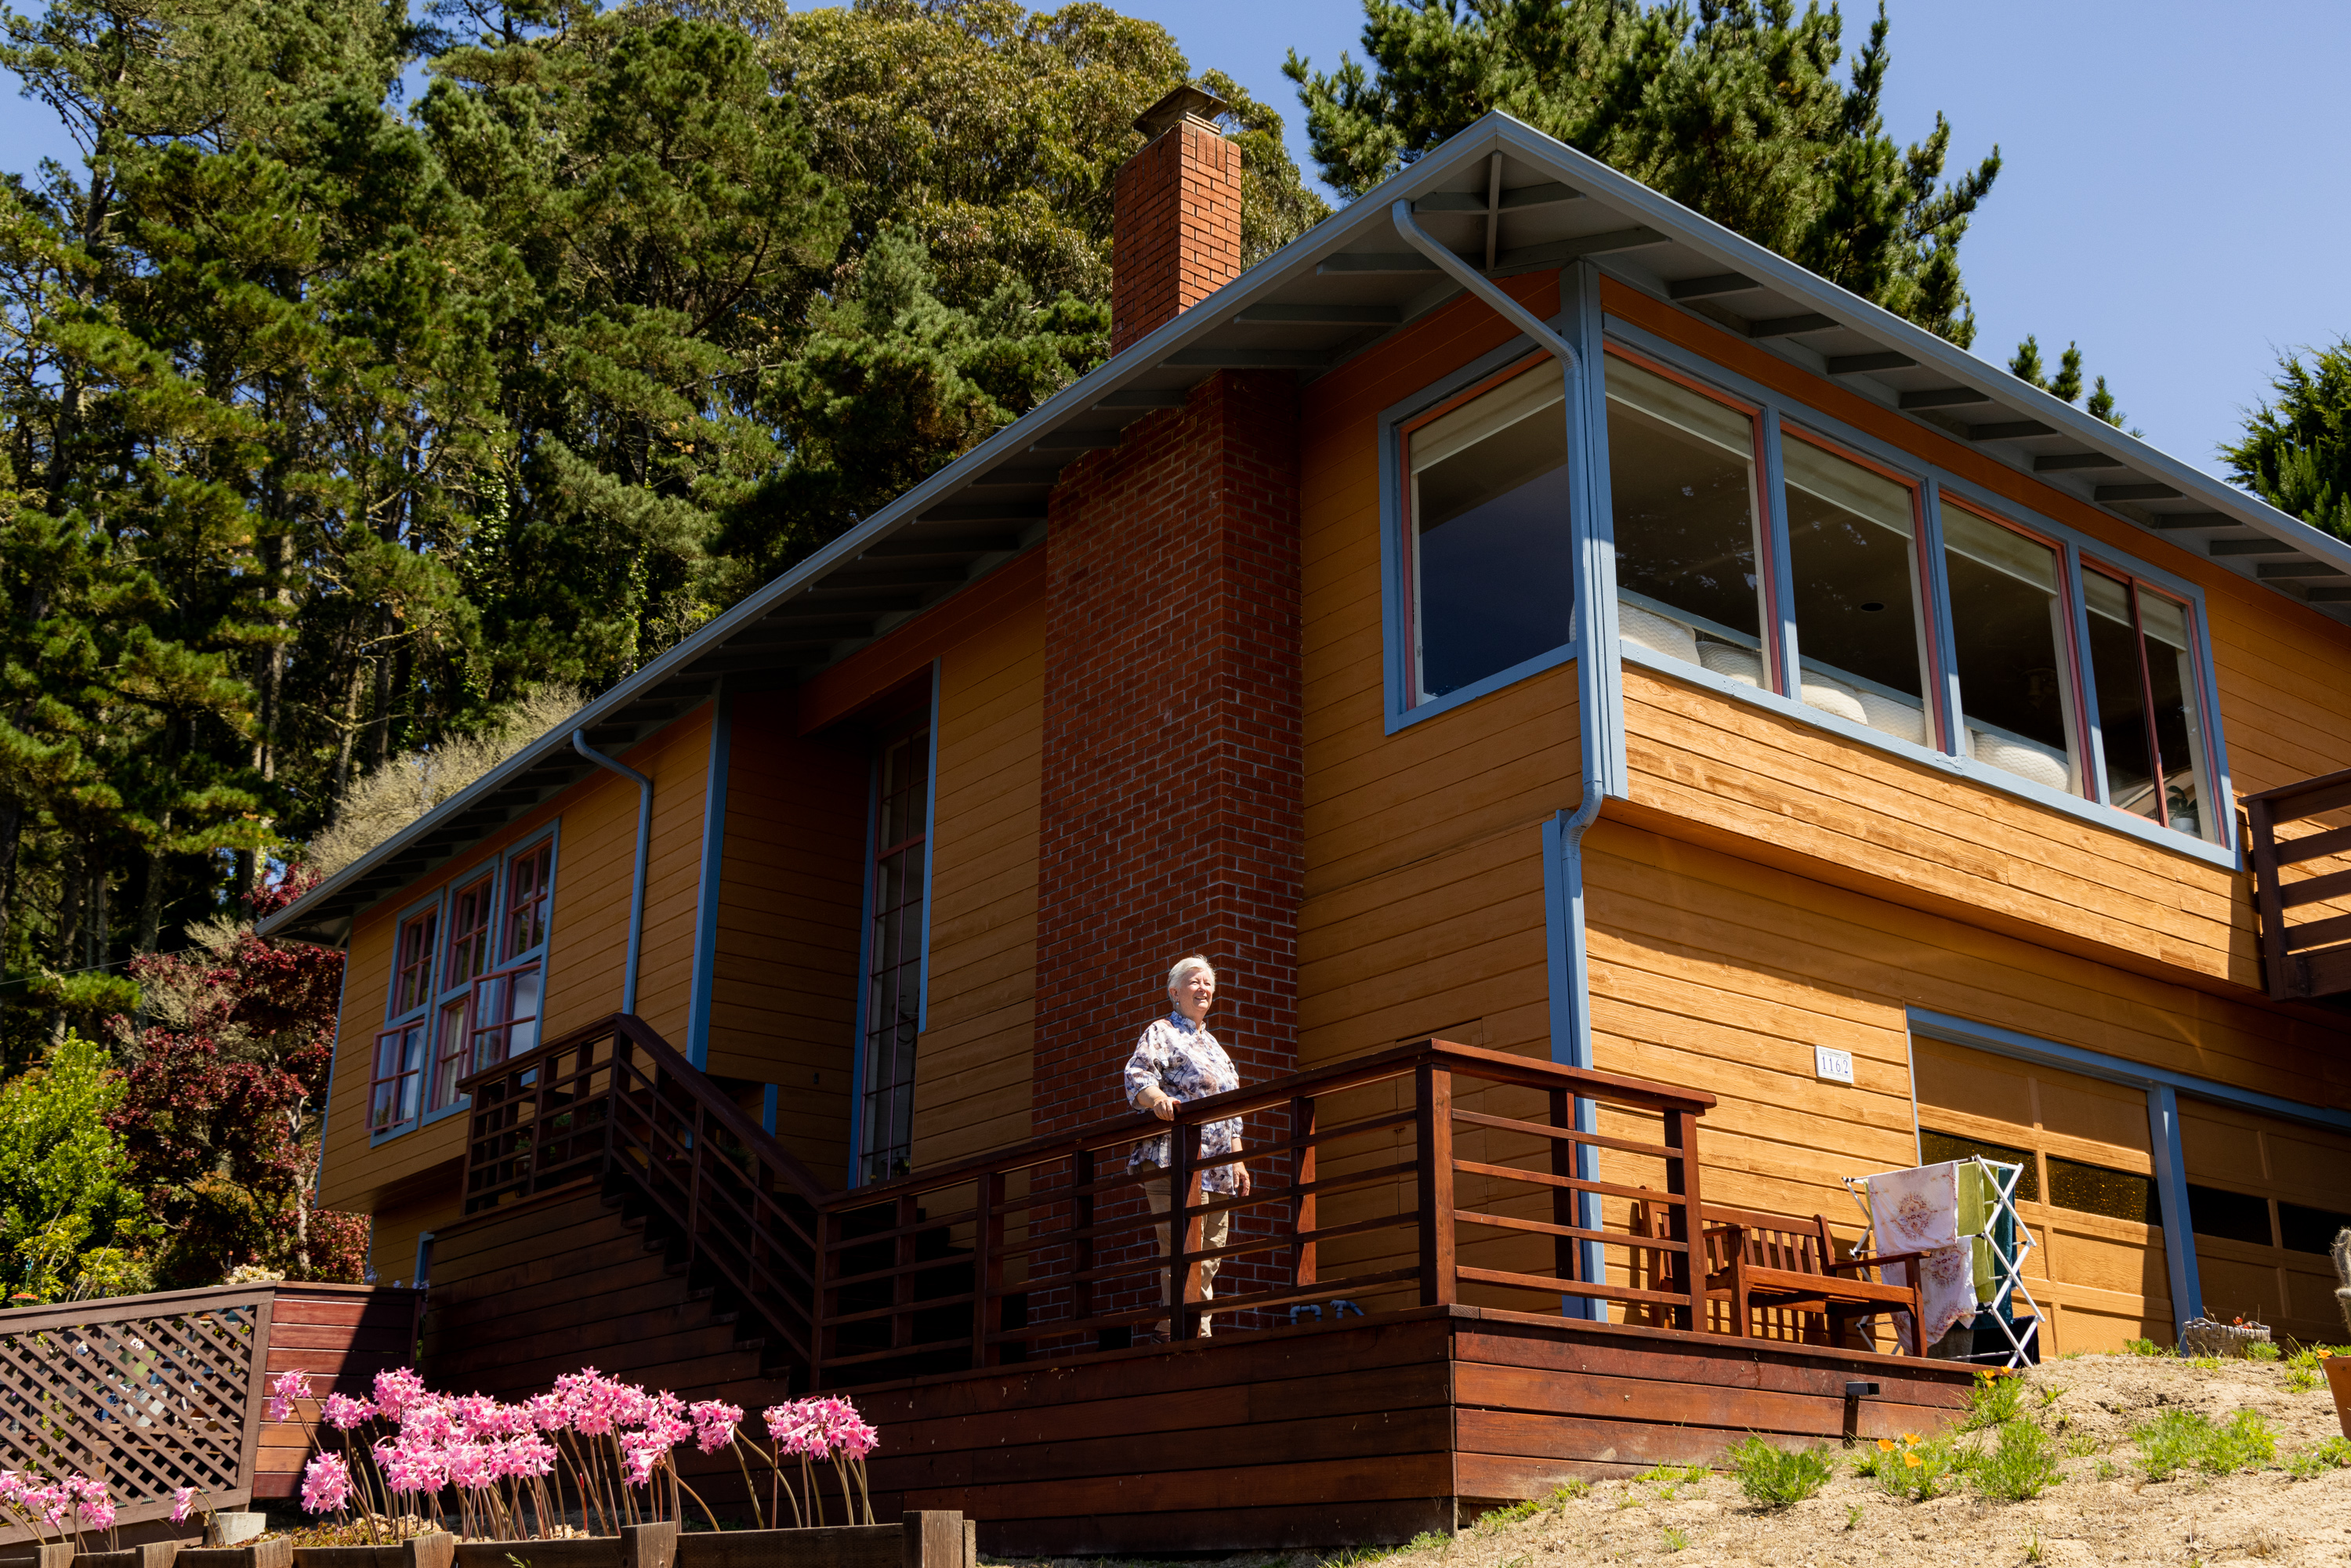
[1632,1196,1927,1354]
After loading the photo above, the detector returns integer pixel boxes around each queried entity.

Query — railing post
[973,1171,1005,1369]
[810,1208,835,1391]
[1168,1114,1201,1339]
[2246,795,2297,999]
[686,1099,705,1269]
[1071,1146,1096,1339]
[1547,1088,1578,1285]
[1289,1094,1317,1292]
[1665,1105,1704,1332]
[1416,1063,1456,1307]
[894,1193,920,1351]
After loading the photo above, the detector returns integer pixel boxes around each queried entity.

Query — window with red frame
[428,872,495,1111]
[469,840,552,1074]
[2082,569,2212,838]
[371,906,440,1133]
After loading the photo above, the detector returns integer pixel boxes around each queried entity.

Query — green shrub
[2247,1340,2281,1363]
[1872,1432,1965,1501]
[2284,1436,2351,1479]
[1725,1436,1836,1509]
[2288,1367,2321,1393]
[2132,1408,2277,1479]
[2123,1338,2169,1357]
[1660,1526,1689,1552]
[1959,1370,2027,1432]
[1973,1420,2063,1501]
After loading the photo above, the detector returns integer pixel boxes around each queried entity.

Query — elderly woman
[1123,954,1250,1343]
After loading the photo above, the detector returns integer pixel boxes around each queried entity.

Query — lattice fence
[0,1284,273,1544]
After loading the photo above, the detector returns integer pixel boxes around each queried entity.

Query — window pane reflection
[2085,572,2211,838]
[1603,357,1765,683]
[1783,437,1927,741]
[1943,507,2078,793]
[1407,365,1573,700]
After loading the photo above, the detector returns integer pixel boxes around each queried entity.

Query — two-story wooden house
[262,95,2351,1550]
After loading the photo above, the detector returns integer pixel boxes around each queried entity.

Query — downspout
[573,730,652,1017]
[1393,197,1616,1309]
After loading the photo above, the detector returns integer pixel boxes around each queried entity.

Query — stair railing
[457,1014,830,1382]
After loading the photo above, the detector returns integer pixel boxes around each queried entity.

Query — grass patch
[2132,1408,2277,1479]
[2123,1338,2170,1357]
[1973,1420,2063,1501]
[2064,1432,2099,1458]
[2247,1340,2281,1363]
[1959,1370,2027,1432]
[1659,1526,1689,1552]
[1725,1436,1836,1509]
[1870,1432,1965,1501]
[2284,1436,2351,1479]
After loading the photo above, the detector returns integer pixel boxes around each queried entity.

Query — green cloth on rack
[1958,1160,1997,1305]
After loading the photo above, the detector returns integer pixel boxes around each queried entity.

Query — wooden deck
[855,1305,1974,1553]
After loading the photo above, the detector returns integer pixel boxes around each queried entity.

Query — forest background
[0,0,2341,1301]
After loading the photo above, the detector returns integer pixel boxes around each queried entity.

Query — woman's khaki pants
[1137,1166,1231,1336]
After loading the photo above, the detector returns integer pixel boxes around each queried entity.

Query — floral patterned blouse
[1123,1012,1244,1193]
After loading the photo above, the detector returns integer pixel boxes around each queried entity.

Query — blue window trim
[1379,313,1587,735]
[1599,313,2238,868]
[1907,1006,2351,1338]
[843,693,937,1189]
[416,853,504,1135]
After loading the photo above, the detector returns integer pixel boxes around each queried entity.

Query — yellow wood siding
[320,711,710,1214]
[907,598,1045,1170]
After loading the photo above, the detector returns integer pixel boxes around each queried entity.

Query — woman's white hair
[1166,954,1216,994]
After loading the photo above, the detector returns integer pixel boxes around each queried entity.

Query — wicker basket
[2178,1316,2273,1357]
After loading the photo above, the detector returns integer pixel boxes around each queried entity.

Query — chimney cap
[1132,83,1230,139]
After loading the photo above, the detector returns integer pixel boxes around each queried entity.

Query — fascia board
[1480,115,2351,573]
[260,130,1512,942]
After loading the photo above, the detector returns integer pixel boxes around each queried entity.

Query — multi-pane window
[1402,360,1575,701]
[429,873,495,1111]
[2083,570,2211,838]
[1943,505,2081,792]
[1605,355,1769,685]
[470,839,553,1074]
[371,907,440,1132]
[857,727,932,1185]
[1781,436,1930,743]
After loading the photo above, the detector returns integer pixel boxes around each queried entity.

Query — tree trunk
[0,802,21,977]
[137,811,172,955]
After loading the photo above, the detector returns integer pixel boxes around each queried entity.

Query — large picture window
[1943,505,2079,792]
[857,726,932,1184]
[1782,436,1930,743]
[1403,361,1574,702]
[1604,355,1769,686]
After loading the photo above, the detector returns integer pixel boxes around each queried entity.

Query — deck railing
[456,1016,831,1383]
[2244,766,2351,999]
[453,1022,1719,1389]
[810,1038,1715,1383]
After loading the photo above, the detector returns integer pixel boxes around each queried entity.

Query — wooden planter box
[179,1538,290,1568]
[672,1515,971,1568]
[292,1532,455,1568]
[448,1522,672,1568]
[2,1544,190,1568]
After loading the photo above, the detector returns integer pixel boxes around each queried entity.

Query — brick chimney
[1111,84,1243,354]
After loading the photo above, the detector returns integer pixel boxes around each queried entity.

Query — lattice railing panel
[0,1285,273,1544]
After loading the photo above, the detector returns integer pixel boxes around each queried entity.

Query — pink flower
[688,1400,741,1455]
[379,1439,447,1496]
[446,1442,497,1492]
[502,1436,557,1479]
[321,1394,376,1431]
[170,1487,197,1524]
[273,1369,313,1403]
[451,1394,498,1437]
[28,1485,71,1528]
[373,1367,426,1420]
[525,1393,568,1432]
[264,1396,292,1423]
[299,1454,350,1515]
[0,1472,24,1507]
[78,1495,115,1532]
[818,1399,879,1461]
[400,1399,458,1443]
[618,1433,666,1488]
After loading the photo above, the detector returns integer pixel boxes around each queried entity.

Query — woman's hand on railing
[1148,1093,1177,1122]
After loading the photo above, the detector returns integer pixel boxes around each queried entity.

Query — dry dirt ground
[1002,1353,2351,1568]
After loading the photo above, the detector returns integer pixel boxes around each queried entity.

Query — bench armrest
[1826,1249,1929,1275]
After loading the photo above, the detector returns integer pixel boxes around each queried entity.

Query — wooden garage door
[2180,1101,2351,1347]
[1912,1038,2172,1354]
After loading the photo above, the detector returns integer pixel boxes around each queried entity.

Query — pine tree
[2224,339,2351,540]
[2007,333,2125,429]
[1284,0,1998,345]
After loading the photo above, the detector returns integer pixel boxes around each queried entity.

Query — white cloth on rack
[1914,1243,1978,1344]
[1867,1160,1961,1253]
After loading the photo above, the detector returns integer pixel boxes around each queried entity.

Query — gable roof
[262,110,2349,944]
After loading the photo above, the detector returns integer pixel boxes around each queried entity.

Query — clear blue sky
[5,0,2342,481]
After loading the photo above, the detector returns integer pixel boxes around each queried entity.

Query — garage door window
[2046,1156,2160,1226]
[2187,1185,2273,1248]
